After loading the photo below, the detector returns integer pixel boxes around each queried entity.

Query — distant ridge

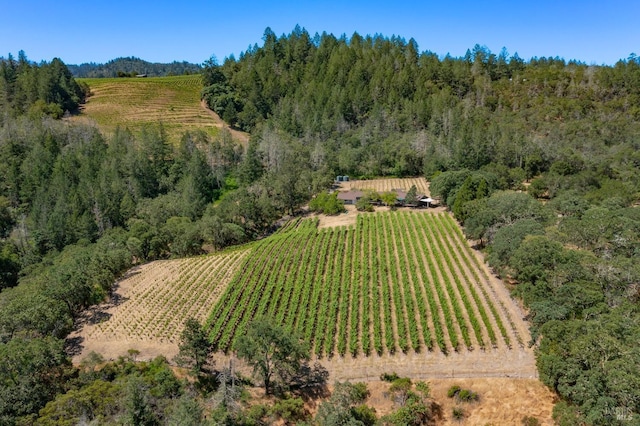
[68,56,202,78]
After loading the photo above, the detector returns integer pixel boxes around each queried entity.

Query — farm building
[336,188,430,207]
[337,190,364,204]
[419,197,436,207]
[392,189,427,207]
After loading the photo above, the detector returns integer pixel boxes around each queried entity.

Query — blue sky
[1,1,638,65]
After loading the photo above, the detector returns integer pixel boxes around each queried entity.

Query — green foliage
[167,394,205,426]
[37,380,119,426]
[0,337,71,421]
[351,382,371,403]
[382,399,432,426]
[551,401,585,426]
[0,241,19,290]
[123,375,159,426]
[381,191,398,207]
[488,219,545,272]
[68,57,202,78]
[379,377,435,425]
[463,190,552,243]
[352,404,377,426]
[316,381,376,426]
[270,397,308,424]
[389,377,413,406]
[380,372,400,382]
[355,194,375,212]
[0,53,85,117]
[37,356,187,426]
[447,385,479,403]
[451,406,465,421]
[447,385,461,398]
[235,317,309,395]
[174,318,212,375]
[309,191,345,215]
[404,185,418,205]
[2,29,640,426]
[456,388,479,402]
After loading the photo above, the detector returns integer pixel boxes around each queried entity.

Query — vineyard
[207,211,523,357]
[69,75,231,143]
[81,248,247,345]
[340,177,431,196]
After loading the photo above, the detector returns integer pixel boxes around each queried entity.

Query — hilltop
[67,56,202,78]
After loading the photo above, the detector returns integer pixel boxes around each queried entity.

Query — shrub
[447,385,461,398]
[452,406,465,421]
[456,388,479,402]
[522,416,540,426]
[352,404,377,425]
[270,397,307,424]
[351,382,370,403]
[447,385,478,402]
[380,372,400,382]
[309,191,345,215]
[415,381,430,398]
[356,196,375,212]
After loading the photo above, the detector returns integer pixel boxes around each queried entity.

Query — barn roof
[337,190,364,202]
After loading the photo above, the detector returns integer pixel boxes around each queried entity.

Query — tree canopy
[235,317,309,395]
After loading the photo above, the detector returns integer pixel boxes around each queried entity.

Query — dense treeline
[67,56,202,78]
[203,26,640,180]
[430,179,640,425]
[0,52,88,120]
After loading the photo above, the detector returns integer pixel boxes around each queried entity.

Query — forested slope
[203,26,640,180]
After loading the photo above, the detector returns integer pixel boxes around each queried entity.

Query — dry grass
[235,379,554,425]
[364,378,555,425]
[68,75,247,144]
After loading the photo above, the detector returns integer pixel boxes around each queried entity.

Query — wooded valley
[0,27,639,424]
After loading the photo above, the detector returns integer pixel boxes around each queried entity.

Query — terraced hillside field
[207,212,524,358]
[68,75,248,144]
[74,248,247,360]
[340,177,431,196]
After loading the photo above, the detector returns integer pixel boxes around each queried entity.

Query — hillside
[68,75,249,144]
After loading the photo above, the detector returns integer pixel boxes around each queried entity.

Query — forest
[1,25,639,424]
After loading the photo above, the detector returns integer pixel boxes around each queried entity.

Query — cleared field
[78,249,247,351]
[207,211,523,358]
[340,177,431,196]
[68,75,248,144]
